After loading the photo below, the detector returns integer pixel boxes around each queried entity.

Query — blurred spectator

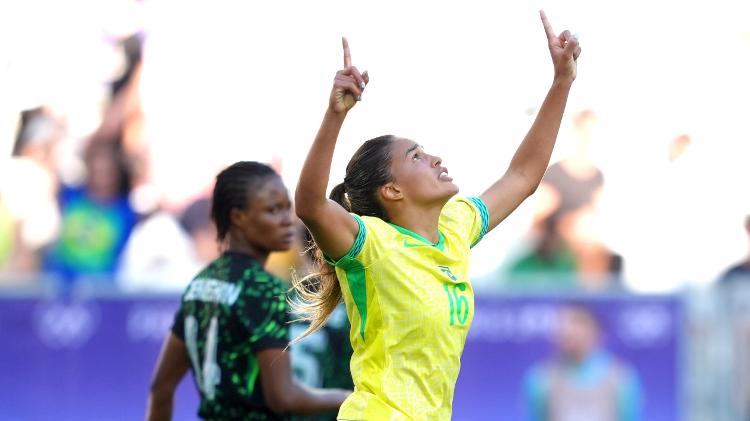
[534,110,621,289]
[507,216,577,289]
[96,32,148,187]
[523,304,642,421]
[0,107,63,277]
[179,197,220,265]
[13,107,61,172]
[110,33,144,99]
[43,140,138,284]
[117,35,148,187]
[541,110,604,220]
[39,30,148,286]
[117,196,217,292]
[0,197,13,270]
[718,215,750,285]
[716,219,750,420]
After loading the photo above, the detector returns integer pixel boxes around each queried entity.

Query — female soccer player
[146,162,350,420]
[293,11,580,420]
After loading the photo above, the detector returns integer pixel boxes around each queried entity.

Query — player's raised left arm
[480,10,581,231]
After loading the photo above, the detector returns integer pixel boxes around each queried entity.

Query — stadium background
[1,0,749,420]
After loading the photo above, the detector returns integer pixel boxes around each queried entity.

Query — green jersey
[289,304,354,421]
[172,251,290,420]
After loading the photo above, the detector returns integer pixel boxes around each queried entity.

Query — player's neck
[227,236,269,266]
[389,204,442,244]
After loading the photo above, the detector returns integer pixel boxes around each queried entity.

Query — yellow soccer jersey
[330,197,490,421]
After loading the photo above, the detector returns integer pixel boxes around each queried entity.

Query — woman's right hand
[329,37,369,114]
[540,10,580,83]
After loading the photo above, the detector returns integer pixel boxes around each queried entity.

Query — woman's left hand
[540,10,581,83]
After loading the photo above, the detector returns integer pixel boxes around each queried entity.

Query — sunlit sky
[1,0,749,291]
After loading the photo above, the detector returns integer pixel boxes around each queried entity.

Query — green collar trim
[388,223,445,251]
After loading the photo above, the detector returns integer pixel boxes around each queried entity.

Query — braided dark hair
[211,161,278,241]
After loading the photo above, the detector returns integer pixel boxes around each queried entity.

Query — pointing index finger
[539,10,556,43]
[342,37,352,68]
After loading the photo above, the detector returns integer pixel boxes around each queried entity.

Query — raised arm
[480,10,581,231]
[295,38,369,260]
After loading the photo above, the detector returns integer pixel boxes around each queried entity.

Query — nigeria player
[147,162,350,420]
[293,11,580,420]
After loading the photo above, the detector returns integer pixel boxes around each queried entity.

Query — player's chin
[270,238,294,252]
[443,181,459,196]
[434,184,459,203]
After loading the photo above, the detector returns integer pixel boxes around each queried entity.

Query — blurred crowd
[1,5,749,421]
[0,32,216,290]
[0,33,308,293]
[1,23,749,295]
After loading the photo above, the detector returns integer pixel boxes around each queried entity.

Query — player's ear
[380,182,402,202]
[230,207,248,228]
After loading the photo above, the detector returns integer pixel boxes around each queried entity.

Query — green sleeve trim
[246,355,260,395]
[339,258,368,341]
[348,215,367,258]
[467,197,490,248]
[320,215,369,341]
[323,214,367,265]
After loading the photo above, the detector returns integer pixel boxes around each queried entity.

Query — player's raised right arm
[295,38,369,261]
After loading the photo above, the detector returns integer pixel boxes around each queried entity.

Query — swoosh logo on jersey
[403,240,424,248]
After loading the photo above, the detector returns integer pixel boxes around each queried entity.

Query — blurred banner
[454,294,682,421]
[0,293,681,420]
[0,295,199,421]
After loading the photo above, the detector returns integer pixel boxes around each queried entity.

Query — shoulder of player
[356,210,464,252]
[204,253,285,290]
[440,197,479,217]
[438,198,477,232]
[238,265,287,290]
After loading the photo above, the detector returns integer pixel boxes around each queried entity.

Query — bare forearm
[284,383,350,414]
[146,334,189,421]
[269,382,351,414]
[145,393,173,421]
[508,77,573,186]
[295,109,347,217]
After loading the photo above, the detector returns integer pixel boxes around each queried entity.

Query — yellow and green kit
[329,197,490,420]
